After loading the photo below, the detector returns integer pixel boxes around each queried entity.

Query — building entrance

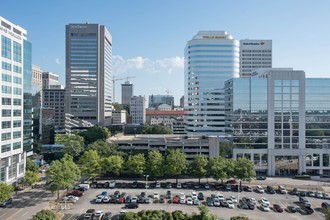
[275,156,299,176]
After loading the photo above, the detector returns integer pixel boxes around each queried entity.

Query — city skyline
[1,0,330,105]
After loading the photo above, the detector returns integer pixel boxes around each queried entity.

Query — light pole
[144,174,149,191]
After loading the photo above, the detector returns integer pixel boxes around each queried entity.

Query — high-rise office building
[32,65,42,88]
[148,94,174,109]
[65,23,113,130]
[184,31,239,136]
[42,71,59,89]
[121,80,133,105]
[239,40,272,77]
[0,17,32,183]
[130,96,146,124]
[32,65,43,142]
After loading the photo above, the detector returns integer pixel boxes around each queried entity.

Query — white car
[227,199,234,209]
[186,197,193,205]
[316,191,323,198]
[177,183,182,188]
[216,193,225,201]
[324,193,330,199]
[153,192,159,199]
[256,185,264,193]
[204,184,209,189]
[155,182,161,188]
[249,197,256,205]
[102,196,110,203]
[193,199,200,205]
[179,192,185,200]
[63,195,78,202]
[260,197,270,206]
[191,192,197,200]
[131,196,138,203]
[261,203,270,212]
[94,210,104,220]
[95,195,104,203]
[213,198,220,207]
[229,196,237,203]
[180,198,185,204]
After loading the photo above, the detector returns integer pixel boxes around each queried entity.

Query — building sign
[203,36,226,39]
[0,26,22,40]
[243,42,265,46]
[70,25,87,29]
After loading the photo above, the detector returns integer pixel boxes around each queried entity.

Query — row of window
[2,110,23,117]
[1,141,21,153]
[2,120,21,129]
[1,36,22,62]
[2,74,22,84]
[1,86,22,94]
[241,50,272,52]
[1,131,21,140]
[2,98,21,105]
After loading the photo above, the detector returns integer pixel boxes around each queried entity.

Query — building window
[13,99,21,106]
[1,132,11,141]
[13,131,21,139]
[13,87,22,95]
[13,110,21,116]
[2,61,11,71]
[1,144,11,153]
[13,120,21,128]
[2,98,11,105]
[13,65,22,74]
[13,41,22,63]
[2,121,11,129]
[2,73,11,82]
[1,85,11,94]
[1,36,11,59]
[13,76,22,84]
[2,109,11,117]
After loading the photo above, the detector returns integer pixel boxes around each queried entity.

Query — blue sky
[2,0,330,105]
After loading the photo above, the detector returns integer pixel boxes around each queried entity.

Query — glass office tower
[184,31,239,136]
[65,23,113,131]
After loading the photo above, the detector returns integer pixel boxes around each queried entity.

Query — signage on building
[70,25,87,29]
[0,26,22,40]
[243,42,265,46]
[203,36,226,39]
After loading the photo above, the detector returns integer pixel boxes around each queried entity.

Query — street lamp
[144,174,149,191]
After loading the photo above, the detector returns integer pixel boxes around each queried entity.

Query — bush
[230,217,250,220]
[32,209,56,220]
[294,174,311,179]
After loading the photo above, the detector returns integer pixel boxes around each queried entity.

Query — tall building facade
[239,40,272,77]
[0,17,32,183]
[148,95,174,109]
[121,80,133,105]
[227,68,330,176]
[184,31,239,136]
[42,71,59,89]
[65,23,113,130]
[130,96,146,124]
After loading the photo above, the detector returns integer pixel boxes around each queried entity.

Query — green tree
[87,140,121,157]
[126,154,145,176]
[102,155,124,178]
[26,158,39,173]
[219,142,235,158]
[23,170,40,187]
[79,150,102,179]
[45,154,80,199]
[165,149,188,183]
[230,217,250,220]
[190,154,208,184]
[113,102,124,111]
[195,205,218,220]
[32,209,56,220]
[209,156,228,184]
[0,183,14,203]
[323,207,330,220]
[142,124,173,134]
[55,133,84,157]
[234,157,256,182]
[146,150,164,178]
[80,126,111,145]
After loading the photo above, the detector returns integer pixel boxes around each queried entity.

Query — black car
[110,196,117,203]
[166,190,172,199]
[125,203,139,209]
[256,176,266,180]
[125,196,131,204]
[299,191,307,197]
[289,188,299,195]
[220,200,228,207]
[322,202,330,208]
[103,212,112,220]
[140,192,146,198]
[114,190,120,198]
[267,186,275,194]
[304,207,314,215]
[206,198,213,207]
[138,196,145,204]
[131,181,138,188]
[198,192,204,200]
[159,195,165,203]
[286,206,297,213]
[0,198,12,207]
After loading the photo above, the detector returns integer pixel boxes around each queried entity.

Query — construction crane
[112,76,136,103]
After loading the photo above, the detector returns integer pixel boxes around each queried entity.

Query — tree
[32,209,56,220]
[142,124,173,134]
[190,154,208,184]
[0,183,14,203]
[165,149,188,183]
[195,205,218,220]
[79,150,102,179]
[126,154,145,176]
[26,158,39,173]
[323,207,330,220]
[219,142,235,158]
[234,157,256,182]
[87,140,121,157]
[113,102,124,111]
[230,217,250,220]
[80,126,111,145]
[102,155,124,178]
[23,170,40,187]
[55,133,84,157]
[209,156,228,184]
[146,150,164,178]
[45,154,80,199]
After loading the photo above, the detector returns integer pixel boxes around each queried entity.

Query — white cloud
[55,58,61,65]
[113,55,184,76]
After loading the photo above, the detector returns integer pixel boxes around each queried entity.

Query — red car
[117,197,125,204]
[68,190,84,197]
[273,204,283,213]
[173,196,179,204]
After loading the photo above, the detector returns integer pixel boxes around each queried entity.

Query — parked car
[299,197,311,207]
[155,182,161,188]
[130,196,138,203]
[289,188,299,195]
[94,210,104,220]
[67,190,84,197]
[125,196,131,204]
[103,212,112,220]
[114,191,120,198]
[117,197,125,204]
[125,203,139,209]
[256,176,266,180]
[322,202,330,208]
[225,184,231,191]
[166,190,172,199]
[95,195,104,203]
[176,182,182,189]
[173,196,179,204]
[159,195,165,203]
[260,197,270,206]
[204,184,210,189]
[83,209,95,220]
[299,191,307,197]
[278,185,287,194]
[191,192,198,200]
[273,204,284,213]
[193,199,200,205]
[286,206,297,213]
[316,191,323,198]
[260,203,270,212]
[229,196,237,203]
[145,197,151,204]
[227,199,235,209]
[324,193,330,199]
[308,191,315,197]
[244,186,253,192]
[0,198,12,207]
[213,198,220,207]
[220,200,228,207]
[153,192,159,200]
[267,186,275,194]
[102,196,110,203]
[256,185,264,193]
[198,192,204,200]
[303,206,314,215]
[186,197,193,205]
[206,197,213,206]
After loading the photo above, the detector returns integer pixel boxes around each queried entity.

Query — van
[77,183,90,190]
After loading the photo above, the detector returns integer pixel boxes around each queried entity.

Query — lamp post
[144,174,149,191]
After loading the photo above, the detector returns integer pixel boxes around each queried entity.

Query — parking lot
[61,180,326,220]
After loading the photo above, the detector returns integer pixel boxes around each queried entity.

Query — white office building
[0,17,32,183]
[130,96,146,124]
[184,31,239,136]
[239,40,272,77]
